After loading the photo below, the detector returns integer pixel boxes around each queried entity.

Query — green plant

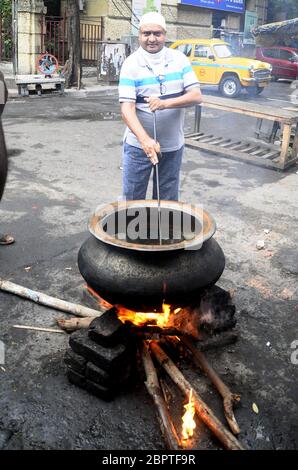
[0,0,12,58]
[0,0,12,25]
[143,0,158,14]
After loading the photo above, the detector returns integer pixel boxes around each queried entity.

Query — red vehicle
[256,46,298,81]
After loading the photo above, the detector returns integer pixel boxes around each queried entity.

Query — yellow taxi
[170,39,272,98]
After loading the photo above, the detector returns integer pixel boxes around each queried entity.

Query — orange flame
[117,303,171,328]
[86,286,113,309]
[182,389,196,441]
[86,285,177,330]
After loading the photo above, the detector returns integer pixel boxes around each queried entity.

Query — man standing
[119,12,202,201]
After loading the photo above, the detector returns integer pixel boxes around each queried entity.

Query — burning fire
[86,286,176,328]
[85,285,201,337]
[117,303,172,328]
[182,389,196,441]
[86,285,178,328]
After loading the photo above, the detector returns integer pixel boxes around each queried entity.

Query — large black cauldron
[78,200,225,310]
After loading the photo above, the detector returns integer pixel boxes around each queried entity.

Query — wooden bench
[185,95,298,171]
[15,75,65,97]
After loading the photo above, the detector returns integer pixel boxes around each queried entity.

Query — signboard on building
[179,0,244,14]
[243,11,258,44]
[131,0,161,35]
[98,42,129,83]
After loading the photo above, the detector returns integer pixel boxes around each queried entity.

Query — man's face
[139,24,166,53]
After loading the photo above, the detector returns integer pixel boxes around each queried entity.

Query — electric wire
[110,0,128,20]
[122,0,142,24]
[110,0,140,27]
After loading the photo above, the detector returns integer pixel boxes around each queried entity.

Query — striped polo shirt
[119,47,200,152]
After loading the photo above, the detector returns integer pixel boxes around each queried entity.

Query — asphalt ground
[0,78,297,450]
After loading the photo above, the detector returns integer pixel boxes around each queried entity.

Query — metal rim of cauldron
[89,200,216,252]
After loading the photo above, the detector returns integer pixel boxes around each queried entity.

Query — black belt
[136,91,184,103]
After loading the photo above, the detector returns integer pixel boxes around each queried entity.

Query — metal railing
[40,16,104,66]
[81,20,103,65]
[41,16,68,65]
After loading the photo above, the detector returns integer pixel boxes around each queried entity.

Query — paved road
[201,79,297,107]
[3,80,296,141]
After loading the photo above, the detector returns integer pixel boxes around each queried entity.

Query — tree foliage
[267,0,298,23]
[0,0,12,58]
[0,0,11,19]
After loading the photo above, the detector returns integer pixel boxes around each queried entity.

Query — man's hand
[145,96,166,112]
[120,103,161,165]
[140,136,160,165]
[145,87,202,111]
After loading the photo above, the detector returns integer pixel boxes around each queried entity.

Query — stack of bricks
[65,308,137,401]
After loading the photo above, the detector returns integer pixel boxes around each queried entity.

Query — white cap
[139,12,167,31]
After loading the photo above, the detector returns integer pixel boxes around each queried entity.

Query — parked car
[256,46,298,81]
[170,39,272,98]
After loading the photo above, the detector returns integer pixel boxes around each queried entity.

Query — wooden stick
[141,342,181,450]
[181,336,241,435]
[0,278,104,318]
[279,123,292,167]
[13,325,66,334]
[150,341,244,450]
[56,317,95,332]
[164,332,238,353]
[160,377,173,407]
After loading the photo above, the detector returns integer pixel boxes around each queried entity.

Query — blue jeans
[122,143,184,200]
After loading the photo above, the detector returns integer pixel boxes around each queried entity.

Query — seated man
[0,70,14,245]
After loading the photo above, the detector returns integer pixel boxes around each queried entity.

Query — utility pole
[65,0,81,89]
[12,0,18,74]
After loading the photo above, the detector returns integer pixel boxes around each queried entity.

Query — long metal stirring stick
[153,111,162,245]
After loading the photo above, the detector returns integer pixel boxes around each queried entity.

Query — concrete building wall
[59,0,268,42]
[17,0,47,75]
[96,1,214,41]
[246,0,268,25]
[84,0,109,17]
[161,0,178,39]
[94,1,266,42]
[226,14,241,31]
[104,0,131,40]
[60,0,108,21]
[175,6,212,40]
